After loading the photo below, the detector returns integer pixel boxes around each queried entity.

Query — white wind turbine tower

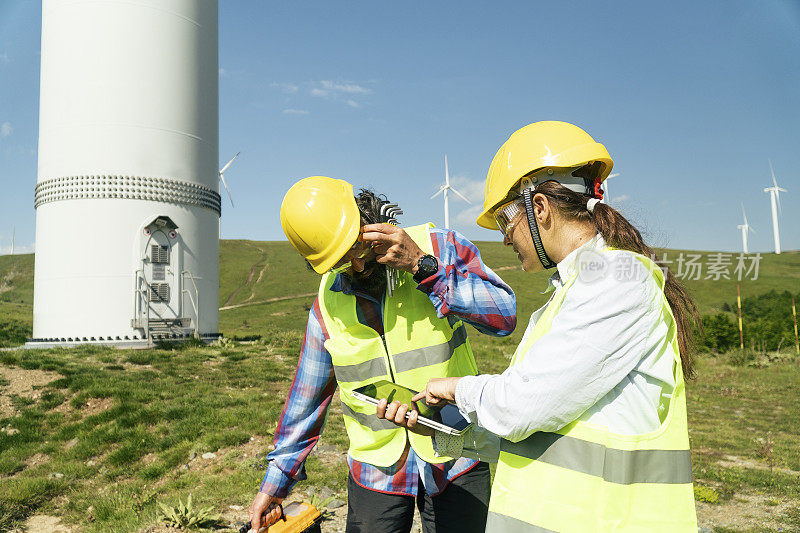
[602,173,619,204]
[431,155,471,229]
[218,152,239,238]
[764,159,787,254]
[737,204,754,254]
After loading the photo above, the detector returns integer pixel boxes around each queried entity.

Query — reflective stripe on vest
[340,401,397,432]
[500,432,693,485]
[333,323,467,382]
[392,323,467,373]
[487,249,697,532]
[486,513,557,533]
[318,223,478,466]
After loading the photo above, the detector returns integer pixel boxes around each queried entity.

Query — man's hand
[411,377,460,407]
[376,398,434,436]
[248,491,283,532]
[360,224,426,273]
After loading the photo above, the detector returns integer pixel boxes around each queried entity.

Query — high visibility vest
[487,250,697,532]
[317,223,479,466]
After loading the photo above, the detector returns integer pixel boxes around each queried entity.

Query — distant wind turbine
[764,159,787,254]
[602,173,619,204]
[219,152,239,208]
[431,155,471,229]
[218,152,239,239]
[737,204,754,254]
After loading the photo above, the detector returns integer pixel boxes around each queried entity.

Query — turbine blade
[444,154,450,186]
[607,173,619,179]
[431,188,444,199]
[449,186,472,204]
[776,190,782,215]
[219,173,234,207]
[220,151,240,175]
[769,158,778,189]
[741,203,748,226]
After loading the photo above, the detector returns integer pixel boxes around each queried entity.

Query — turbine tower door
[146,235,178,320]
[137,216,187,339]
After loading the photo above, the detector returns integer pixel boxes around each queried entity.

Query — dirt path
[493,265,520,271]
[219,292,316,311]
[223,243,268,307]
[243,259,269,303]
[23,515,74,532]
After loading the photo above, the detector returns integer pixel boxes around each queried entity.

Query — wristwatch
[413,254,439,283]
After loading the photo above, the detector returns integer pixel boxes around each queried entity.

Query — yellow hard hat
[477,121,614,229]
[280,176,361,274]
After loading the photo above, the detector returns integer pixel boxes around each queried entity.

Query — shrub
[736,290,800,352]
[700,313,739,353]
[728,349,756,367]
[694,485,719,504]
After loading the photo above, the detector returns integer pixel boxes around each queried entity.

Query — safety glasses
[493,198,525,237]
[329,239,372,274]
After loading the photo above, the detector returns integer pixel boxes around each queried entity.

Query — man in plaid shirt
[249,177,516,533]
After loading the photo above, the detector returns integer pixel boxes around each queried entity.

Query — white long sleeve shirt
[442,235,677,461]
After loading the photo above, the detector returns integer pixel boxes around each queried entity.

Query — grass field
[1,241,800,531]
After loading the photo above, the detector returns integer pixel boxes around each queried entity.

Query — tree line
[699,290,800,353]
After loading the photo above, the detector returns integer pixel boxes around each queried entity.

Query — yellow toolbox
[239,501,323,533]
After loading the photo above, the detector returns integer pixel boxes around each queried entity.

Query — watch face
[415,254,438,282]
[421,255,437,272]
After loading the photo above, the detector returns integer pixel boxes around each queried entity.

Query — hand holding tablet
[353,380,470,436]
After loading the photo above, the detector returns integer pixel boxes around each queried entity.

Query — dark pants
[345,462,491,533]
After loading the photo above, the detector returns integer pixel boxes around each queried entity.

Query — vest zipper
[382,294,408,442]
[380,333,396,382]
[380,292,396,383]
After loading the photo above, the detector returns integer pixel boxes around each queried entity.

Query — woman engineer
[377,121,700,532]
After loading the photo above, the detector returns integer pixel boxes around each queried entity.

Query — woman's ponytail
[536,181,700,379]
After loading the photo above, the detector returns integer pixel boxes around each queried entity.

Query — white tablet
[351,385,471,436]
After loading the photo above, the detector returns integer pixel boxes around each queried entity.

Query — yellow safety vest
[318,223,479,466]
[487,250,696,532]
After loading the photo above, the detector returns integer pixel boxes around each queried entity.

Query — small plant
[693,485,719,504]
[157,493,223,530]
[307,493,334,510]
[132,485,157,518]
[249,452,268,471]
[305,493,336,520]
[212,336,236,349]
[755,433,775,485]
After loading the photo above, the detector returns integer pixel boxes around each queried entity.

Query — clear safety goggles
[493,198,525,236]
[329,239,372,274]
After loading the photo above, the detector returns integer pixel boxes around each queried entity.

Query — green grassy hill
[2,243,799,531]
[2,242,799,348]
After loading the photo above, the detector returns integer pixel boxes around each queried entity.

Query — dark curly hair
[355,188,394,225]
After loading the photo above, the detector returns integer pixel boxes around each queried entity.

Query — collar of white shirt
[543,233,606,293]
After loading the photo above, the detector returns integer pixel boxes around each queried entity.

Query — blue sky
[1,0,798,254]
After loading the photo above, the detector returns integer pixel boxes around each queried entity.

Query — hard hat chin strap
[522,188,557,270]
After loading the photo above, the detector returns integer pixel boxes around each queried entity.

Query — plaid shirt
[261,227,516,497]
